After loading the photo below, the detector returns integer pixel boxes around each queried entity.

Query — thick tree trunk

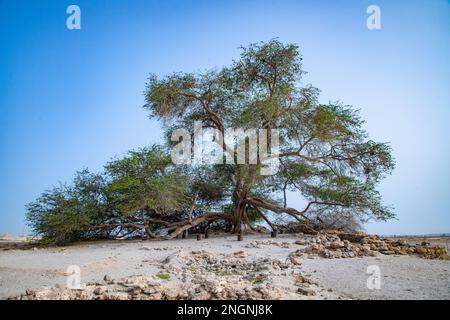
[232,200,247,234]
[231,180,248,234]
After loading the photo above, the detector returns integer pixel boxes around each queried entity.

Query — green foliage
[105,145,189,216]
[251,274,268,284]
[26,169,106,244]
[155,272,171,281]
[26,146,190,244]
[27,40,396,244]
[144,39,396,224]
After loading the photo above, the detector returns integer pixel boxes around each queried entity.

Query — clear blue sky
[1,0,449,235]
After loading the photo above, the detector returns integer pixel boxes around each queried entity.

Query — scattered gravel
[1,234,448,300]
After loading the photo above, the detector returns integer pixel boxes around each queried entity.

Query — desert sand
[0,233,449,300]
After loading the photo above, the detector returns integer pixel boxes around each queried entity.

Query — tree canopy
[144,39,395,233]
[27,40,394,244]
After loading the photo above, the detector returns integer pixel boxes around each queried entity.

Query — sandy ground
[0,234,449,300]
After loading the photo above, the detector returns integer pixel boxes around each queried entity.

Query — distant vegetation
[26,40,394,244]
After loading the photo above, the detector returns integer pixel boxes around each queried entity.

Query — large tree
[144,39,395,233]
[27,40,395,244]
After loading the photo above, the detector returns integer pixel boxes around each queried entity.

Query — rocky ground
[0,233,449,300]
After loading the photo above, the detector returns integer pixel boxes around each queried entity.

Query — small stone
[147,280,161,287]
[93,287,105,295]
[415,247,427,255]
[290,256,302,265]
[298,287,316,296]
[233,251,247,258]
[25,289,36,295]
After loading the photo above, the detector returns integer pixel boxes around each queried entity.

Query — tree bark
[164,213,234,240]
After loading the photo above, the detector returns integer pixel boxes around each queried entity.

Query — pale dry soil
[0,234,448,300]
